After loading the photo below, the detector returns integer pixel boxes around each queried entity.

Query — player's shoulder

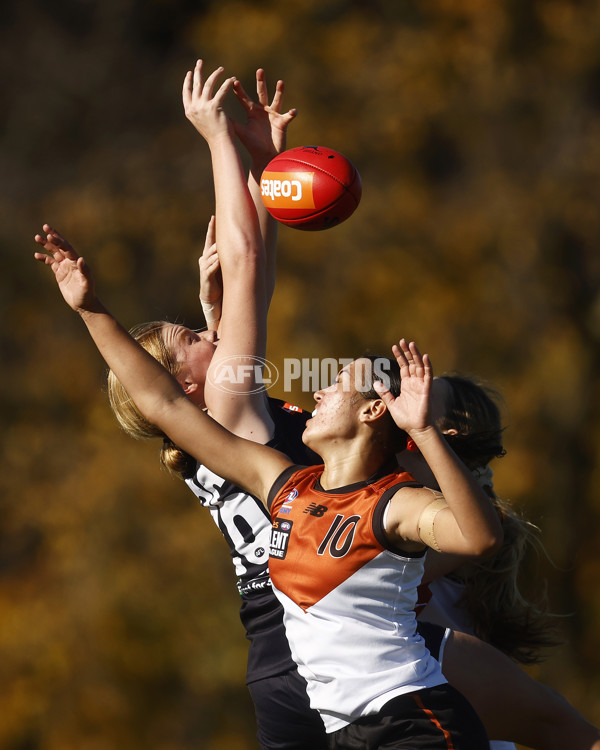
[267,397,313,434]
[267,397,320,466]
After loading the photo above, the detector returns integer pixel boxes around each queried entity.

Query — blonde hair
[456,490,561,664]
[107,321,195,477]
[440,375,560,663]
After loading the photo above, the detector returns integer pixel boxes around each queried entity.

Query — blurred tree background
[1,0,600,747]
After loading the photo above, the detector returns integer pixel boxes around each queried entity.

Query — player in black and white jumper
[105,61,328,749]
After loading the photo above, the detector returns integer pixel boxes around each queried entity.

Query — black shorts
[417,620,451,664]
[247,667,328,750]
[328,684,489,750]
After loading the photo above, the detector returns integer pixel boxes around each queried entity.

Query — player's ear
[182,380,199,397]
[440,427,459,436]
[359,398,387,424]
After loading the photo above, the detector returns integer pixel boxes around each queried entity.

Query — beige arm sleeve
[417,491,448,552]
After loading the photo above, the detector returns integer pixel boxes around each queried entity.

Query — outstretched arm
[376,340,503,557]
[183,60,273,440]
[233,69,297,304]
[34,226,291,500]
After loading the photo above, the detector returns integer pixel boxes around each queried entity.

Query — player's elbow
[472,527,504,558]
[139,385,188,438]
[223,230,264,270]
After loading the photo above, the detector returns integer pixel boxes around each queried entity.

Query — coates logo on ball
[260,145,362,231]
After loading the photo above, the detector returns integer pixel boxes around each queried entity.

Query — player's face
[161,324,218,406]
[305,359,369,445]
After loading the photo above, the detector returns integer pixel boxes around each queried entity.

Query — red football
[260,146,362,231]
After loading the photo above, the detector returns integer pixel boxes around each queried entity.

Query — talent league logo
[270,519,293,560]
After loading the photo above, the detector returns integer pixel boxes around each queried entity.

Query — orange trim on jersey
[282,402,302,412]
[413,694,456,750]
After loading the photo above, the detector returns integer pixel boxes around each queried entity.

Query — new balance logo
[304,503,328,517]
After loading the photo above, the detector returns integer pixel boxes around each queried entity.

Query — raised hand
[375,339,433,435]
[182,59,236,143]
[33,224,97,312]
[198,215,222,328]
[233,68,297,168]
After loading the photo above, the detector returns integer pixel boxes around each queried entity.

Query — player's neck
[319,444,390,491]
